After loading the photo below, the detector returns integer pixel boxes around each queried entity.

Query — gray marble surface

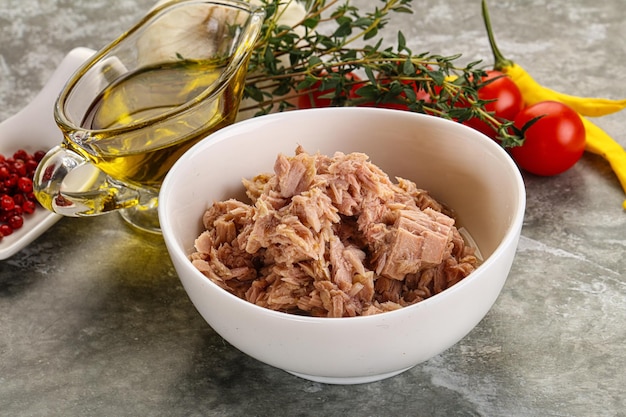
[1,0,625,416]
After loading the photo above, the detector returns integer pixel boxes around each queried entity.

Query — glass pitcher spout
[33,144,145,217]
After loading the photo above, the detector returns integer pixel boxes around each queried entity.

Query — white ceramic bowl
[159,107,525,384]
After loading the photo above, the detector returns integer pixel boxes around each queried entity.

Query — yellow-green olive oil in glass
[33,0,265,233]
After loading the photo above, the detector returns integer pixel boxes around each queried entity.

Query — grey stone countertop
[1,0,625,416]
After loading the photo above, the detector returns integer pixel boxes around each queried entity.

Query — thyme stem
[243,0,523,146]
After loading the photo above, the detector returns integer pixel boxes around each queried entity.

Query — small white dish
[0,47,95,259]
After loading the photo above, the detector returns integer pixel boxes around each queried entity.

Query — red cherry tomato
[358,79,433,110]
[350,68,435,110]
[297,72,361,109]
[511,101,586,176]
[464,70,524,138]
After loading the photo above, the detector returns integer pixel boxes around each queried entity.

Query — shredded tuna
[190,146,480,317]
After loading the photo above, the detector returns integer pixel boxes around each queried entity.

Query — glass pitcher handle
[33,145,141,216]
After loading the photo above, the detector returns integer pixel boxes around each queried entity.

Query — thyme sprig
[242,0,523,147]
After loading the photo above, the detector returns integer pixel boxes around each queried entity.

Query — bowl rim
[160,107,526,323]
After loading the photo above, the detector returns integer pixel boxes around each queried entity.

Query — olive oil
[74,59,244,190]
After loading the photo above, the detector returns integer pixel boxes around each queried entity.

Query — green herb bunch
[241,0,523,147]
